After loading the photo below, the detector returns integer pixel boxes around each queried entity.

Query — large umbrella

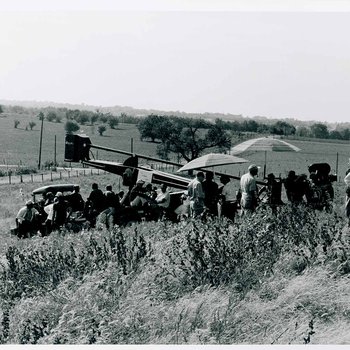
[177,153,248,172]
[230,137,301,177]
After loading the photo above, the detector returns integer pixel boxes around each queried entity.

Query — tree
[270,121,296,135]
[46,111,57,122]
[0,105,3,114]
[90,114,99,125]
[329,130,343,140]
[108,116,119,129]
[340,128,350,141]
[156,118,231,161]
[29,121,36,130]
[295,126,310,137]
[99,114,108,124]
[76,112,90,125]
[65,120,80,134]
[98,125,107,136]
[14,120,20,128]
[137,115,172,142]
[310,123,329,139]
[37,112,44,121]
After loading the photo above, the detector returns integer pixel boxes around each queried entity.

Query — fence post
[31,174,33,183]
[20,175,23,183]
[60,172,62,180]
[41,174,44,182]
[9,173,11,184]
[91,169,93,175]
[50,172,53,181]
[97,169,100,175]
[84,169,86,176]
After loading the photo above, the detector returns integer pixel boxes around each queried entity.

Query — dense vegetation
[0,199,349,344]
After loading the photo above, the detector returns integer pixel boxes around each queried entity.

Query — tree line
[137,114,350,161]
[2,103,349,142]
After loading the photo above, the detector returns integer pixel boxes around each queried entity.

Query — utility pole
[54,135,57,165]
[38,112,44,170]
[131,137,134,153]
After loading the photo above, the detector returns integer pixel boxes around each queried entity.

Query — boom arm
[64,134,265,185]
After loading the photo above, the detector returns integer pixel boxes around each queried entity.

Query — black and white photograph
[1,0,350,346]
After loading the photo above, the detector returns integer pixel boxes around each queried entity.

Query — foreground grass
[0,204,349,344]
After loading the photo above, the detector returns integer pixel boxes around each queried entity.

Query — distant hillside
[1,99,349,129]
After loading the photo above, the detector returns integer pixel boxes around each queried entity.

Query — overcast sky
[1,0,350,122]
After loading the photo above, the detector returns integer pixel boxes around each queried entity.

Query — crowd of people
[15,181,174,237]
[15,161,347,238]
[184,162,339,221]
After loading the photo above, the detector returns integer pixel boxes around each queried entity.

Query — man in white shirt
[156,184,170,208]
[240,164,259,214]
[218,175,238,221]
[16,200,39,238]
[187,171,205,217]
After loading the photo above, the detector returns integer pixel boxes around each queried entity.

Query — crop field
[1,111,350,344]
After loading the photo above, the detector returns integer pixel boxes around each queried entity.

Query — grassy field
[1,110,350,182]
[0,112,159,168]
[0,194,349,344]
[1,111,350,344]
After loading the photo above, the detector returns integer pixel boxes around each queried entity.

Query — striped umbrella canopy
[230,137,301,154]
[230,137,301,177]
[177,153,248,172]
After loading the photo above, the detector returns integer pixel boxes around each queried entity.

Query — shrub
[97,125,107,136]
[65,120,80,134]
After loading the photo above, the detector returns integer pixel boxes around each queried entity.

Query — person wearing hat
[129,179,146,207]
[240,164,259,214]
[51,192,68,231]
[44,192,54,206]
[187,171,205,217]
[16,200,39,238]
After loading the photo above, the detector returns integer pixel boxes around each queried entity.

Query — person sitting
[16,200,39,238]
[129,179,146,207]
[202,172,219,216]
[218,175,238,222]
[97,190,120,230]
[152,184,171,220]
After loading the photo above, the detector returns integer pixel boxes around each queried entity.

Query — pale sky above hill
[1,0,350,122]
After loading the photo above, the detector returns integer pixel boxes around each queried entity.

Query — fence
[0,168,107,185]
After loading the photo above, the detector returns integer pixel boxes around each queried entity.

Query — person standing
[85,183,106,225]
[51,192,67,231]
[218,175,238,221]
[240,164,259,214]
[202,172,219,216]
[345,169,350,227]
[16,200,39,238]
[68,185,85,212]
[187,171,205,217]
